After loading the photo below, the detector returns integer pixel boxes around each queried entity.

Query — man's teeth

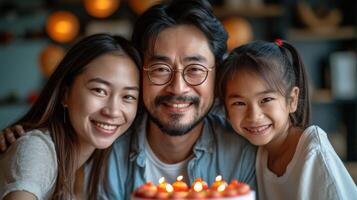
[246,125,270,132]
[168,103,190,108]
[94,121,117,130]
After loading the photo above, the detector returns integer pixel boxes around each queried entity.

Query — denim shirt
[99,113,257,200]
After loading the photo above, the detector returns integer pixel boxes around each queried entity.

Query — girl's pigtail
[281,41,310,128]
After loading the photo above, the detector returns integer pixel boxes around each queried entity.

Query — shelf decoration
[128,0,160,14]
[46,11,80,43]
[329,51,357,100]
[39,44,66,77]
[222,17,253,51]
[84,0,120,18]
[297,1,342,33]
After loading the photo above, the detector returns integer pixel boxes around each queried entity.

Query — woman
[0,33,141,200]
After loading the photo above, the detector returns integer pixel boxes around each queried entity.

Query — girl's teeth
[247,125,269,132]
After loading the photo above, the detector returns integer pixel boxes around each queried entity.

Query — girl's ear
[289,86,299,113]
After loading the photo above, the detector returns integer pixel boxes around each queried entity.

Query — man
[101,0,256,199]
[0,1,257,199]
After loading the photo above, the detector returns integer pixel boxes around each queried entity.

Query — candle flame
[166,184,174,193]
[217,184,226,192]
[215,175,222,182]
[177,175,183,181]
[193,182,203,192]
[159,177,165,184]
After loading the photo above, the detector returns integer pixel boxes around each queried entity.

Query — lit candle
[171,175,189,198]
[211,175,228,191]
[172,175,189,192]
[187,180,207,199]
[156,177,174,199]
[191,178,208,191]
[157,177,169,192]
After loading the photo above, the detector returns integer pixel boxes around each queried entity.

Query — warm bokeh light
[46,11,80,43]
[128,0,160,14]
[222,17,253,51]
[39,44,66,77]
[84,0,120,18]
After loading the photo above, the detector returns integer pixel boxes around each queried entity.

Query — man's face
[142,24,216,136]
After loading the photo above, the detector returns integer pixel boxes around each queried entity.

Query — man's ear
[289,86,299,113]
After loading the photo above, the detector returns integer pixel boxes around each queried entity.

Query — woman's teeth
[94,121,117,131]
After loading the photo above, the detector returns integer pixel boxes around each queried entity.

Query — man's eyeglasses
[143,63,215,86]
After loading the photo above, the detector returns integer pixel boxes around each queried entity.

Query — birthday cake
[131,176,255,200]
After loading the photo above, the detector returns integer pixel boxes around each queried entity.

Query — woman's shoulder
[10,129,54,152]
[0,129,58,200]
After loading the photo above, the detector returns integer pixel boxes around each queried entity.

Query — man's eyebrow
[183,55,207,63]
[148,54,171,62]
[148,54,208,63]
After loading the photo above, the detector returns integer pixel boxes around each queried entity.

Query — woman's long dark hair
[12,33,141,199]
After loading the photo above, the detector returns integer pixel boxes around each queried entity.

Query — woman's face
[64,52,139,151]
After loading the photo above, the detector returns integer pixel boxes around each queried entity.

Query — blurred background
[0,0,356,180]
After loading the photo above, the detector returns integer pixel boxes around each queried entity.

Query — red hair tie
[275,38,283,47]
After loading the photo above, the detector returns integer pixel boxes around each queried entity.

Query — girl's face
[64,53,140,152]
[225,69,299,147]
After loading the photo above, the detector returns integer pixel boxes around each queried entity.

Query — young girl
[0,34,141,200]
[218,40,357,199]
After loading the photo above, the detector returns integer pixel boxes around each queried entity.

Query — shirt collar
[130,113,215,164]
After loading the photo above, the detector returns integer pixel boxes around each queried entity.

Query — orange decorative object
[134,182,158,198]
[211,175,228,192]
[157,177,173,193]
[46,11,80,43]
[84,0,120,18]
[172,175,189,192]
[192,178,208,191]
[39,44,66,77]
[222,17,253,51]
[128,0,160,14]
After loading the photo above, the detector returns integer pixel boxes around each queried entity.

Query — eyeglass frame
[143,63,215,86]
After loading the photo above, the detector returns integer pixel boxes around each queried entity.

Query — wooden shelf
[287,26,356,41]
[213,4,283,18]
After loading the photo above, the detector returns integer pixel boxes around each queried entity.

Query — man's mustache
[154,95,200,107]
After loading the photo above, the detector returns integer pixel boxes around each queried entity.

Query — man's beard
[146,95,212,136]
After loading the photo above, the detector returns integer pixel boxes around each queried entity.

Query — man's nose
[166,69,190,95]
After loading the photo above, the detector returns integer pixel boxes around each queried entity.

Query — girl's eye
[261,97,274,103]
[92,88,107,96]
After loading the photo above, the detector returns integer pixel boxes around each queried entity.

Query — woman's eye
[92,88,107,96]
[123,95,137,101]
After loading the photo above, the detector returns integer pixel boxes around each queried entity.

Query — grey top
[0,129,57,200]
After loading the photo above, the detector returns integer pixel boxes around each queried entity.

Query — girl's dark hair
[131,0,228,66]
[217,40,310,128]
[12,33,141,199]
